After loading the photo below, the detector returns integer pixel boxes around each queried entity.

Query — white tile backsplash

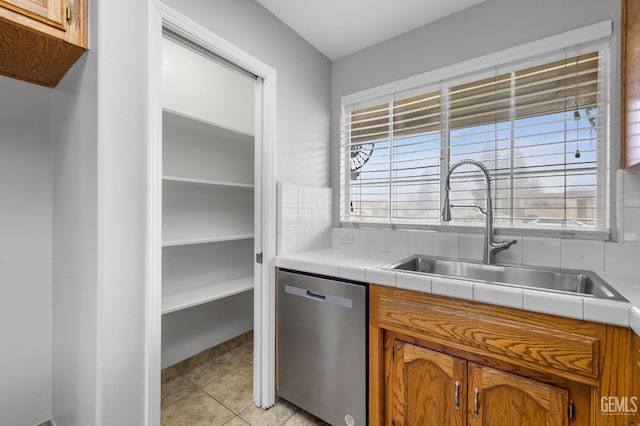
[523,236,561,268]
[299,185,313,209]
[332,228,366,250]
[560,239,605,275]
[386,230,409,253]
[604,241,640,277]
[433,231,459,258]
[298,208,313,231]
[279,181,298,209]
[277,182,332,256]
[365,229,387,252]
[277,231,298,256]
[279,207,298,232]
[459,233,483,261]
[408,230,434,255]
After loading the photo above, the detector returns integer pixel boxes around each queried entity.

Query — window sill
[339,219,611,242]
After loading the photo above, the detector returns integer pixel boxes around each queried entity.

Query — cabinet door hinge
[256,252,263,264]
[66,6,72,23]
[568,400,575,420]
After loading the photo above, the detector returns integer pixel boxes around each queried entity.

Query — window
[340,29,610,235]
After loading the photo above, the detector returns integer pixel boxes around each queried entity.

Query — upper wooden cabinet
[0,0,87,87]
[622,0,640,168]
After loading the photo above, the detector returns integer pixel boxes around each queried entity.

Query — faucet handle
[490,239,517,257]
[497,239,517,249]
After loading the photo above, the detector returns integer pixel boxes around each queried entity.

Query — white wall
[160,0,333,187]
[52,14,98,426]
[331,0,622,226]
[0,76,53,426]
[94,0,150,423]
[52,0,151,424]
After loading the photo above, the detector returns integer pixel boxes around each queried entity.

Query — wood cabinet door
[388,341,467,426]
[622,0,640,168]
[0,0,65,29]
[467,363,568,426]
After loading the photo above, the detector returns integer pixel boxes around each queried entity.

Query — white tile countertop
[275,248,640,337]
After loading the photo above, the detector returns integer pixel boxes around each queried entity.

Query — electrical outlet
[339,232,354,245]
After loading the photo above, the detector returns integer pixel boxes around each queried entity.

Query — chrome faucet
[441,159,516,264]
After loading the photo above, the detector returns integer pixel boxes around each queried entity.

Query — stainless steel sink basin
[384,255,627,301]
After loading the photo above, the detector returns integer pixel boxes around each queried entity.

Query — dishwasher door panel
[277,270,366,426]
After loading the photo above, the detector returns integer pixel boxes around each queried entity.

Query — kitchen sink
[384,255,627,301]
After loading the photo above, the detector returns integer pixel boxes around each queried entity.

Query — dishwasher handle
[306,290,326,301]
[284,284,354,309]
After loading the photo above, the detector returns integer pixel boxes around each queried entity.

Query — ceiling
[255,0,487,60]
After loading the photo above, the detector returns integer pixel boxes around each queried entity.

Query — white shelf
[163,108,253,140]
[162,234,254,247]
[163,109,254,185]
[162,182,254,244]
[162,275,254,314]
[163,175,254,190]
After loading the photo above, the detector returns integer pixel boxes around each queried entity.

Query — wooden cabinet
[370,285,634,426]
[0,0,87,87]
[622,0,640,168]
[467,363,568,426]
[388,342,466,426]
[387,341,568,426]
[633,332,640,425]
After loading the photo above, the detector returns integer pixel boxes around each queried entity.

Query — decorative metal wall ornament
[350,142,374,179]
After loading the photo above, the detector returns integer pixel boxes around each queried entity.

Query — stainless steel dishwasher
[277,269,367,426]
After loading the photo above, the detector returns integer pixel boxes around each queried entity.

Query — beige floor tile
[161,376,200,409]
[228,343,253,364]
[281,410,330,426]
[184,352,247,388]
[238,399,298,426]
[161,390,235,426]
[203,363,254,413]
[222,416,251,426]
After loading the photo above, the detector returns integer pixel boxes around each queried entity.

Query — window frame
[339,21,614,240]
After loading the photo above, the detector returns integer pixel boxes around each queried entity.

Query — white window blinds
[341,46,608,233]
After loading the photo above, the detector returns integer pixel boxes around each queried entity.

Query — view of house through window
[341,49,607,233]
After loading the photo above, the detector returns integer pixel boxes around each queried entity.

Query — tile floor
[161,341,329,426]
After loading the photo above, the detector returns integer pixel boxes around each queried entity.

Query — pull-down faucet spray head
[442,159,491,223]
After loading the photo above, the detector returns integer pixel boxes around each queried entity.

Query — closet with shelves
[160,34,257,367]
